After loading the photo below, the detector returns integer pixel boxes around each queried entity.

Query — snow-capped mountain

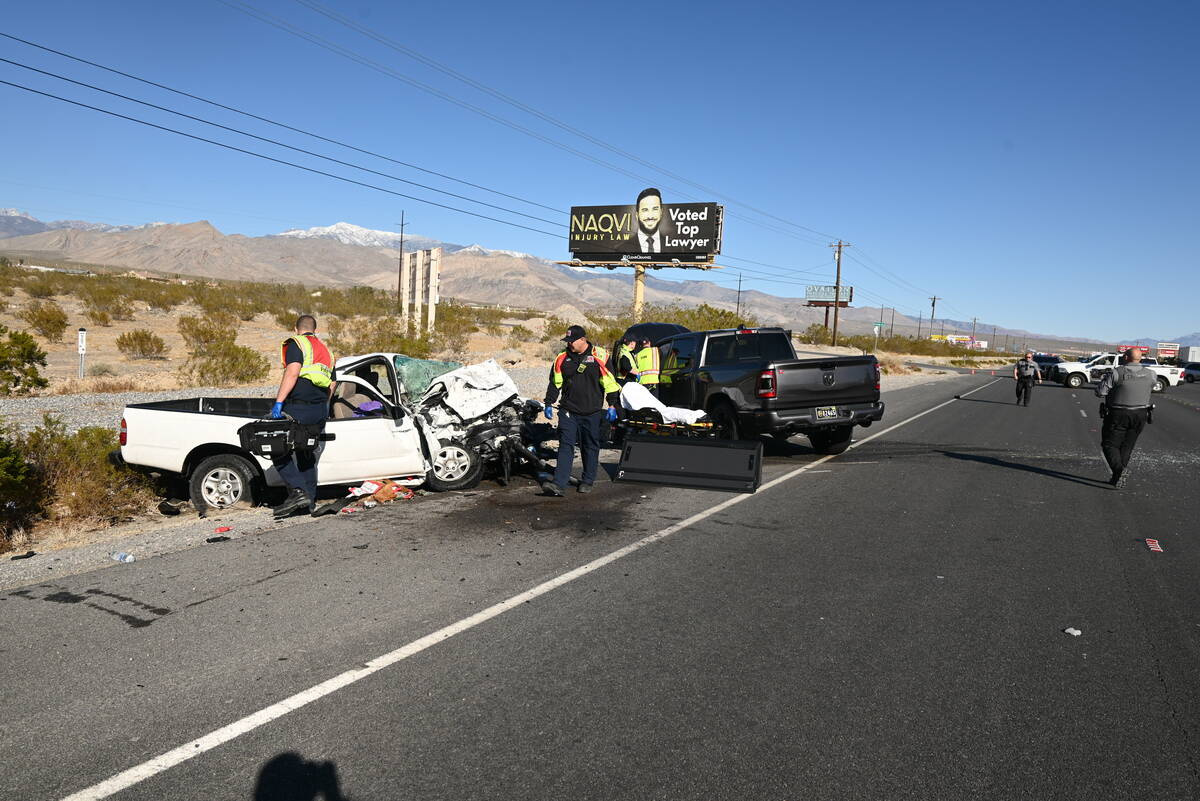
[0,208,149,238]
[276,221,461,253]
[456,243,538,260]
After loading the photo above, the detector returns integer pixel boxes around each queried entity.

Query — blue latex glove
[606,407,618,422]
[270,401,284,419]
[543,405,554,421]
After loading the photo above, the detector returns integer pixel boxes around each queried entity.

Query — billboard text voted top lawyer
[569,187,723,262]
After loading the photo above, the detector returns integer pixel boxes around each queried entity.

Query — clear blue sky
[1,0,1196,342]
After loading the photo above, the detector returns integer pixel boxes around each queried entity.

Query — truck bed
[127,397,276,418]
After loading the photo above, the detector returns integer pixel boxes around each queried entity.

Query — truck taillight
[757,369,777,399]
[874,363,881,390]
[119,417,127,446]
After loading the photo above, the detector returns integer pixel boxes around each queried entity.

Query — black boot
[273,488,313,518]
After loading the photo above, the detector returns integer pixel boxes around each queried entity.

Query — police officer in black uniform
[1095,346,1155,488]
[1013,351,1041,406]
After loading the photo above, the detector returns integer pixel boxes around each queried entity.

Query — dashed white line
[58,379,1001,801]
[1080,410,1088,418]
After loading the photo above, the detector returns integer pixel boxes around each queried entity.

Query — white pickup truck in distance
[117,354,531,513]
[1054,353,1182,392]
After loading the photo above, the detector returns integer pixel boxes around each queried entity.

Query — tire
[1066,373,1084,389]
[425,439,483,492]
[808,425,853,455]
[707,400,742,441]
[1186,375,1194,383]
[189,454,257,511]
[1153,377,1168,393]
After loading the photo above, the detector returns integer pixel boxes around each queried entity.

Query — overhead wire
[0,56,563,228]
[216,0,835,252]
[0,78,563,238]
[0,31,564,215]
[289,0,845,244]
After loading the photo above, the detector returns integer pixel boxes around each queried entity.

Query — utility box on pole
[399,248,441,334]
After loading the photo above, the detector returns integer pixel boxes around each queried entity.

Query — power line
[217,1,836,252]
[0,55,562,228]
[0,30,564,215]
[0,78,563,238]
[289,0,846,244]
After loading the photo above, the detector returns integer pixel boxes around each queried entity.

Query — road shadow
[254,752,352,801]
[937,450,1110,489]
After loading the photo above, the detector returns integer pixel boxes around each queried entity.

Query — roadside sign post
[873,321,886,353]
[77,327,87,379]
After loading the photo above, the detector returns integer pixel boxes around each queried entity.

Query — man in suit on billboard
[633,187,674,254]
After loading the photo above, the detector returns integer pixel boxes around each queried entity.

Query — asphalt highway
[3,375,1199,800]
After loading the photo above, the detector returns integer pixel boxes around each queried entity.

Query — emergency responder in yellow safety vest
[615,337,638,384]
[634,338,661,397]
[270,314,334,518]
[541,324,621,497]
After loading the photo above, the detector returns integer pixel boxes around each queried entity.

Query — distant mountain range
[1,209,1189,347]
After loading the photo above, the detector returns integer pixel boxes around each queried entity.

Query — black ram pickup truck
[655,327,885,454]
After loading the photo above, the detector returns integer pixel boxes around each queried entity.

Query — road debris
[10,550,36,560]
[110,551,135,564]
[1063,627,1082,637]
[214,526,232,533]
[1145,539,1164,553]
[205,535,231,543]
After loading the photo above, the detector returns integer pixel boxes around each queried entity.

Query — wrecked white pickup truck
[117,353,537,513]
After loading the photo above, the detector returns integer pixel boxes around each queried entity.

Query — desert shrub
[79,283,135,321]
[19,300,69,343]
[116,329,168,359]
[508,325,532,348]
[87,363,117,377]
[0,435,43,545]
[84,307,112,327]
[23,275,60,299]
[178,312,238,353]
[142,283,190,311]
[0,325,49,395]
[21,416,156,524]
[178,341,270,385]
[326,316,433,360]
[797,323,832,345]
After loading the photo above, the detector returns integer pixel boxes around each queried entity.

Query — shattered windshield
[392,355,463,398]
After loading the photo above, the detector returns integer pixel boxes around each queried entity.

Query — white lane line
[1072,393,1077,398]
[59,380,998,801]
[1080,410,1087,418]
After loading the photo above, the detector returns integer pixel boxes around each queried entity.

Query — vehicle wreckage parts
[426,439,483,492]
[189,453,257,512]
[616,434,763,493]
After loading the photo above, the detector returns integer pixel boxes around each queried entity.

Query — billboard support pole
[633,265,646,322]
[830,241,848,347]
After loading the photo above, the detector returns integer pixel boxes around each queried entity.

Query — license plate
[816,406,840,420]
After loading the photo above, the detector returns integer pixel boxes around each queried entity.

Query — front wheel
[190,454,257,512]
[808,425,853,455]
[1066,373,1085,389]
[426,439,483,492]
[1153,377,1168,393]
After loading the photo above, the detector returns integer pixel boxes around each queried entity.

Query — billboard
[805,285,854,303]
[569,188,723,262]
[1156,342,1180,358]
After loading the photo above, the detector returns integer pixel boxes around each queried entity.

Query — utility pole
[929,296,941,339]
[830,240,849,346]
[735,272,743,320]
[917,311,923,339]
[396,211,407,316]
[888,307,895,338]
[971,317,978,341]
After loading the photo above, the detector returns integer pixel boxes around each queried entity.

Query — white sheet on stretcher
[619,382,708,425]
